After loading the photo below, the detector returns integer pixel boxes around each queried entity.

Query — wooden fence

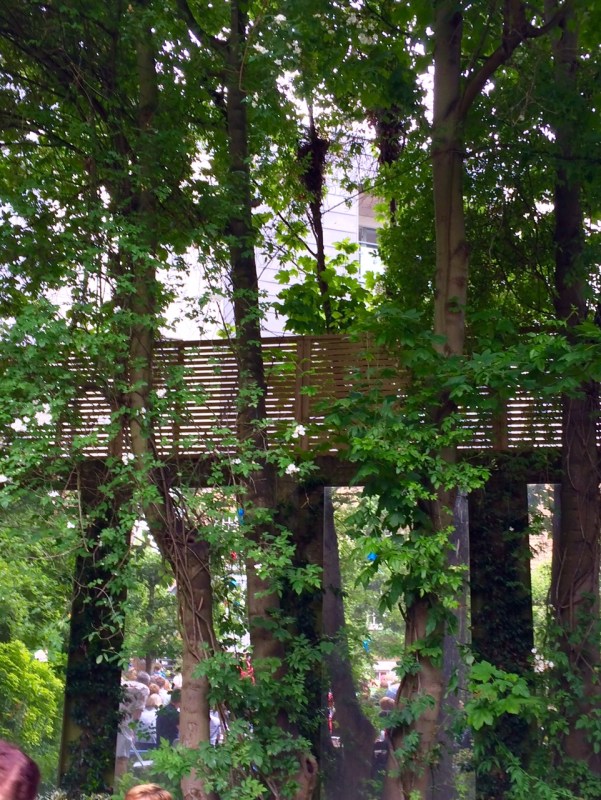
[58,334,566,459]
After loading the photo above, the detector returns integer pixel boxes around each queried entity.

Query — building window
[358,226,384,277]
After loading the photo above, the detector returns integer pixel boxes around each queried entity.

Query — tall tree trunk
[385,4,564,797]
[547,0,601,775]
[225,0,284,673]
[124,20,218,800]
[322,488,376,800]
[176,533,218,800]
[224,6,317,795]
[384,8,465,800]
[59,469,129,798]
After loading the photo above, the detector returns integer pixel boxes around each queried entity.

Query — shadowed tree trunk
[547,0,601,776]
[224,0,285,685]
[469,456,535,798]
[59,469,129,797]
[124,20,219,799]
[322,487,376,800]
[223,3,318,796]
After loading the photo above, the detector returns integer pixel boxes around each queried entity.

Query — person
[154,675,171,705]
[156,689,180,745]
[0,739,40,800]
[209,708,222,745]
[115,675,150,783]
[147,683,163,705]
[137,693,162,746]
[136,670,151,688]
[124,784,173,800]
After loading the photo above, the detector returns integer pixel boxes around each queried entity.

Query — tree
[343,4,568,796]
[1,3,600,799]
[546,0,601,778]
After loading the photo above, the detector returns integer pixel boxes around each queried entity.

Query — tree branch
[459,1,568,119]
[175,0,228,55]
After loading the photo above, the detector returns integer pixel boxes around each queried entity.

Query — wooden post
[469,454,534,799]
[295,337,311,451]
[58,466,129,795]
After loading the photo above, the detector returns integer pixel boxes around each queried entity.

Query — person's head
[379,696,395,712]
[136,671,150,686]
[146,693,162,709]
[148,682,160,695]
[124,785,173,800]
[0,740,40,800]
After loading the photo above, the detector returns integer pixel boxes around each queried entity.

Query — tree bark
[469,457,535,798]
[322,487,376,800]
[59,469,129,797]
[124,21,219,800]
[179,536,218,800]
[547,0,601,775]
[224,4,317,796]
[225,0,285,672]
[383,8,465,799]
[386,3,565,797]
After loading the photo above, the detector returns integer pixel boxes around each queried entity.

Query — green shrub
[0,639,63,749]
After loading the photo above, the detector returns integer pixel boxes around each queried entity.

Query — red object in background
[327,690,334,733]
[240,654,255,684]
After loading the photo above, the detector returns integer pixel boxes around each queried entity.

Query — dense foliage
[0,2,599,800]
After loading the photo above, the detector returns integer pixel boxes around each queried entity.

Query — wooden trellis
[57,334,568,459]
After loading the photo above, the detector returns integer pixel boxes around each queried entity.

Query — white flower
[358,32,375,46]
[0,474,8,483]
[66,521,76,528]
[155,388,167,399]
[48,490,60,498]
[292,424,306,438]
[122,453,135,463]
[10,418,27,432]
[34,410,52,425]
[285,463,300,475]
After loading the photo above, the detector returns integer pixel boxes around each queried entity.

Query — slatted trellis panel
[57,335,577,458]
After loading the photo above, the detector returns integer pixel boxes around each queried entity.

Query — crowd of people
[0,667,395,799]
[0,738,174,800]
[116,666,223,781]
[115,668,180,781]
